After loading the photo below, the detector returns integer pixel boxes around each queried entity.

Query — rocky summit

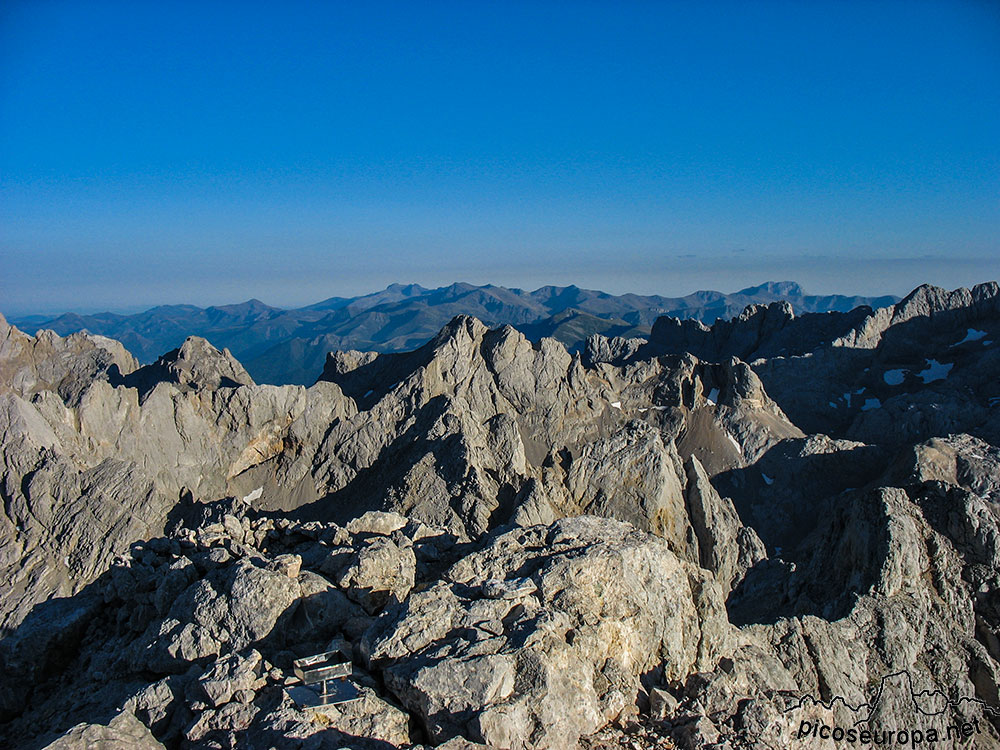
[0,282,998,749]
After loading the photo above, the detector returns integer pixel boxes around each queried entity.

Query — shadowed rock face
[1,283,999,749]
[595,281,1000,446]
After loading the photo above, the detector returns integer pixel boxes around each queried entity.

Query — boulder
[363,517,733,748]
[39,711,165,749]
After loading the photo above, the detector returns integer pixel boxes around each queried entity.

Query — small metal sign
[293,650,353,683]
[287,640,362,710]
[287,680,361,709]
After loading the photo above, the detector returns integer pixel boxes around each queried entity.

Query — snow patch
[843,392,852,407]
[828,401,837,408]
[242,487,264,504]
[952,328,988,346]
[726,433,743,456]
[917,359,953,384]
[883,369,906,386]
[706,387,720,406]
[610,401,622,410]
[861,398,881,411]
[363,389,374,398]
[761,472,774,486]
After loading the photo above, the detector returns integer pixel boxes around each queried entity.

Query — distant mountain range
[9,281,898,385]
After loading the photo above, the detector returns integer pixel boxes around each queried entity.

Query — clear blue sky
[2,0,998,314]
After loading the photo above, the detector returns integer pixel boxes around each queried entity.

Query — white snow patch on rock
[726,433,743,456]
[883,369,906,386]
[952,328,988,346]
[917,359,953,384]
[242,487,264,504]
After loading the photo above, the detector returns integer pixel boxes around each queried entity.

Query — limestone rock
[40,711,165,749]
[286,569,363,645]
[648,687,679,722]
[346,510,409,536]
[0,314,138,404]
[302,684,415,746]
[121,676,188,737]
[124,336,254,399]
[363,517,733,748]
[131,559,300,672]
[583,334,646,366]
[567,421,696,560]
[897,434,1000,503]
[684,455,765,593]
[336,536,416,614]
[193,649,263,707]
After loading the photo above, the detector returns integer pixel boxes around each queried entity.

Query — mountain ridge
[9,281,898,386]
[1,282,999,748]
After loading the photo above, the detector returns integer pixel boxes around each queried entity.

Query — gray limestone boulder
[336,535,417,614]
[131,559,300,673]
[363,517,734,749]
[39,711,166,749]
[192,649,264,708]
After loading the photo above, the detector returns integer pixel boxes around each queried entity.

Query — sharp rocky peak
[2,285,1000,750]
[123,335,255,399]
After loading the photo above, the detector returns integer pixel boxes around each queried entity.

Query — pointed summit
[125,335,254,398]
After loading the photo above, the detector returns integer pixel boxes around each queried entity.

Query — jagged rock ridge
[12,281,898,386]
[0,283,998,749]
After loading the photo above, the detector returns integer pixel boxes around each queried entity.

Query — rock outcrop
[363,516,732,748]
[0,311,138,403]
[2,282,999,749]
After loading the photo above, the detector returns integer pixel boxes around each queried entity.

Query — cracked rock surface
[2,284,1000,748]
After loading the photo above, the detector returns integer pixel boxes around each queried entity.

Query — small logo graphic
[784,670,999,746]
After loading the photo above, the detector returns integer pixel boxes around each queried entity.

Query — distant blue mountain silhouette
[9,281,897,385]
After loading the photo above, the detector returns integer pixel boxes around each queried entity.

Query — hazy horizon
[3,1,998,316]
[0,272,963,321]
[3,258,998,318]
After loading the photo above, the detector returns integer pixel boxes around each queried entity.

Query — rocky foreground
[1,283,999,748]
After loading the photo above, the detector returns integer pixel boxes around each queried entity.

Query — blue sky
[2,0,998,314]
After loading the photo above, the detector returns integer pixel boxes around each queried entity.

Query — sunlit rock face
[2,283,1000,749]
